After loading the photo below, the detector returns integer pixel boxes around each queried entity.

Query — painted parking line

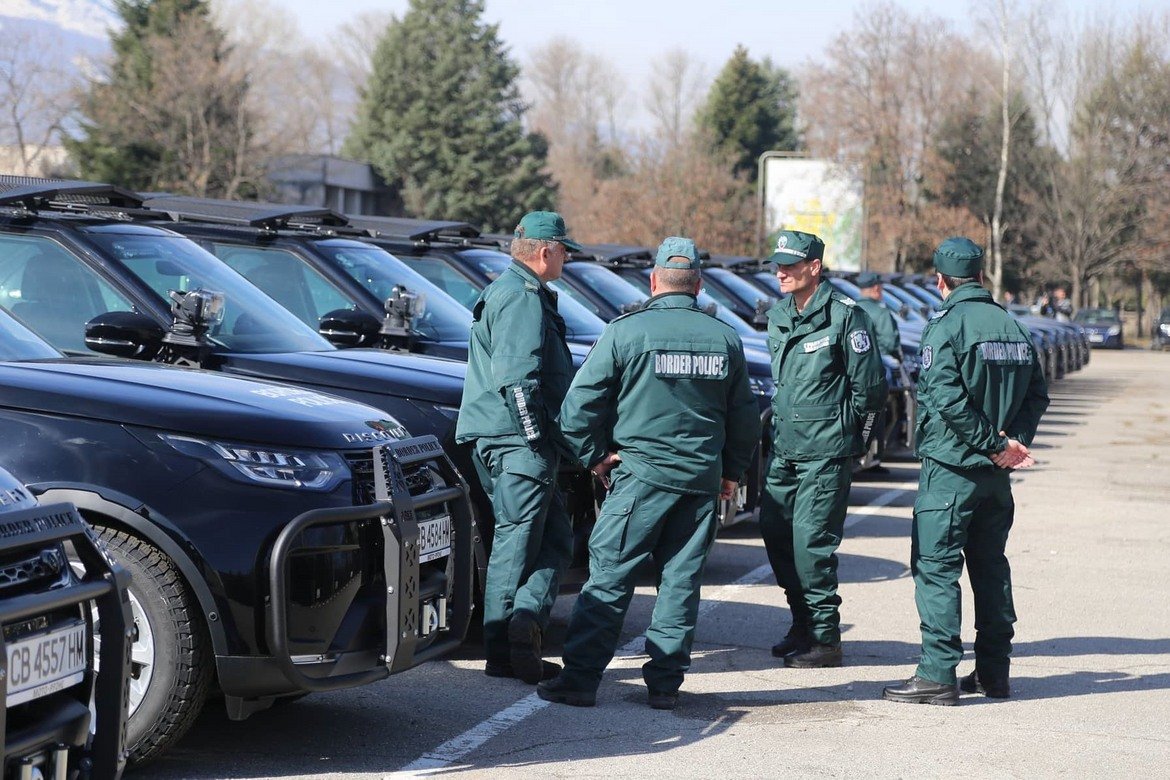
[393,484,917,776]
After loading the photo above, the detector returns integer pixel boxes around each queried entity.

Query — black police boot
[882,675,959,706]
[536,676,597,707]
[959,669,1010,698]
[485,659,562,682]
[771,625,812,658]
[783,642,842,668]
[647,690,679,710]
[507,610,545,684]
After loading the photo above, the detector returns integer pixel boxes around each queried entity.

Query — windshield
[828,278,925,324]
[1074,308,1121,324]
[563,263,648,314]
[86,231,333,354]
[616,267,760,338]
[312,241,472,342]
[453,250,607,341]
[899,282,942,309]
[706,268,777,309]
[0,307,61,361]
[882,281,931,316]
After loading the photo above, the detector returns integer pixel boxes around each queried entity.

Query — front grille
[0,546,69,595]
[345,450,437,506]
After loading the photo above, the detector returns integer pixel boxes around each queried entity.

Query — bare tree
[333,11,396,95]
[0,25,73,175]
[646,50,708,148]
[800,3,996,271]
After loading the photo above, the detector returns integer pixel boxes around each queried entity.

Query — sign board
[762,157,864,271]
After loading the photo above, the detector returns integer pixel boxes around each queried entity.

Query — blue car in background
[1074,308,1125,349]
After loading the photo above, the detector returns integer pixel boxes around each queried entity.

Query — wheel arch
[33,484,230,662]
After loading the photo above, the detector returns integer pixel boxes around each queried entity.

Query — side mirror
[319,308,381,348]
[85,312,165,359]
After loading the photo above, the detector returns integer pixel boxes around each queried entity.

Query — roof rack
[572,244,655,265]
[346,215,480,242]
[0,177,144,211]
[142,195,349,230]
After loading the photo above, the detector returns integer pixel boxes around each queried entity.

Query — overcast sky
[280,0,1161,88]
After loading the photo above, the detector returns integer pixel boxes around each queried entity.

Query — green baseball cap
[655,236,702,270]
[513,210,582,252]
[933,237,984,277]
[767,230,824,266]
[856,271,882,288]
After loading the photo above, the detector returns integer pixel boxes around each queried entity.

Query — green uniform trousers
[559,468,719,695]
[472,435,573,665]
[758,456,852,645]
[913,457,1017,685]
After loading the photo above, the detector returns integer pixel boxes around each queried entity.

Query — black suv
[130,196,597,583]
[0,465,132,779]
[0,304,473,764]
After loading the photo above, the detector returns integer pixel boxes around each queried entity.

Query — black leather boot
[771,625,812,658]
[960,669,1010,698]
[783,642,842,668]
[882,675,959,705]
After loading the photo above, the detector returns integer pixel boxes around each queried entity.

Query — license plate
[417,515,452,563]
[6,621,87,706]
[1089,333,1104,342]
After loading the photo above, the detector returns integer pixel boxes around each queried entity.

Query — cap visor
[558,238,583,252]
[766,252,802,266]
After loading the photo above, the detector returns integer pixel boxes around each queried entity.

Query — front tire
[95,528,213,766]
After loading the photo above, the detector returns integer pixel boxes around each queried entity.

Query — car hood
[220,349,466,406]
[0,358,406,450]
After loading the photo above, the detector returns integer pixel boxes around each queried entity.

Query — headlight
[1160,324,1170,336]
[160,435,348,491]
[748,375,775,398]
[1107,325,1121,336]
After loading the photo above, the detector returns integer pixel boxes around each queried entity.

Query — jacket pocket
[500,448,553,485]
[912,492,959,560]
[589,493,636,571]
[786,402,841,455]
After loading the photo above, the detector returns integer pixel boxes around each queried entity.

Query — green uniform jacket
[559,293,761,495]
[855,297,903,362]
[914,283,1050,468]
[766,279,889,461]
[456,261,574,447]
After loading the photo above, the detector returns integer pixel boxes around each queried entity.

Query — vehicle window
[752,272,782,296]
[619,267,756,337]
[707,267,777,309]
[1073,309,1120,324]
[84,231,332,354]
[563,264,647,311]
[0,307,61,360]
[314,241,472,342]
[397,256,482,310]
[212,243,354,328]
[0,233,135,353]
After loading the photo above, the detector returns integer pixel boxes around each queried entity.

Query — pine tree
[343,0,555,231]
[696,46,800,182]
[67,0,260,197]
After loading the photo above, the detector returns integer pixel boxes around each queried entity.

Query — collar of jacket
[506,260,557,300]
[769,278,833,326]
[940,283,996,311]
[643,292,699,310]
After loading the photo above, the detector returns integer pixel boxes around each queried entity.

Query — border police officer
[854,272,903,362]
[883,237,1048,705]
[537,237,760,709]
[456,210,579,684]
[759,230,888,668]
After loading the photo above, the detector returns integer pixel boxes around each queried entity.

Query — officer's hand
[590,452,622,489]
[991,436,1035,470]
[719,479,738,501]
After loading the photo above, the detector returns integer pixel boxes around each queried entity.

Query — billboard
[762,157,864,271]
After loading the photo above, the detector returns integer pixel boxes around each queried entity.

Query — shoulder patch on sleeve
[921,344,933,369]
[832,293,856,307]
[929,308,949,320]
[849,329,872,354]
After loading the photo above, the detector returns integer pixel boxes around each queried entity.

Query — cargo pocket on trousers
[912,492,959,560]
[590,494,635,571]
[500,449,553,485]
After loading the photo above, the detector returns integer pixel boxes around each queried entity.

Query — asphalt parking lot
[150,349,1170,779]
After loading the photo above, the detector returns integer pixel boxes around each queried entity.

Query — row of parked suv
[0,176,1088,771]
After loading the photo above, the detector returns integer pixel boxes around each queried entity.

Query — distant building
[0,145,72,178]
[264,155,396,216]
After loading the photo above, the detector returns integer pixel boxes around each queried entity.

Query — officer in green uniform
[537,237,760,709]
[758,230,888,668]
[854,272,903,362]
[456,210,579,684]
[883,237,1048,705]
